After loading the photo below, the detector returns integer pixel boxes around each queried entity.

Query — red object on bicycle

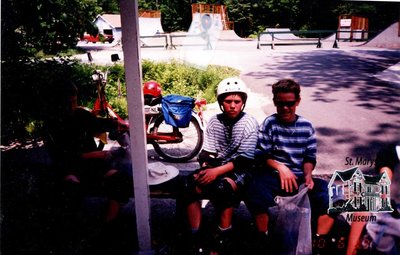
[143,81,162,97]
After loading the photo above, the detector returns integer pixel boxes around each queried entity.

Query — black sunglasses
[274,100,297,107]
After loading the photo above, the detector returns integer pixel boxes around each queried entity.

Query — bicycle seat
[144,95,162,106]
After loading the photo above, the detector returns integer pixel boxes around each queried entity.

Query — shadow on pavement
[243,49,400,173]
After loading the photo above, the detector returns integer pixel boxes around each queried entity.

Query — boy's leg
[219,207,234,229]
[187,201,202,230]
[212,207,235,254]
[245,171,281,232]
[255,213,269,233]
[309,178,336,254]
[317,214,335,235]
[308,178,335,234]
[178,172,209,254]
[244,172,282,254]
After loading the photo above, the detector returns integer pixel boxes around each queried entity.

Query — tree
[1,0,100,59]
[98,0,120,14]
[157,0,192,32]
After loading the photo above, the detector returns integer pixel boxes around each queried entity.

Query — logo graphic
[328,167,393,214]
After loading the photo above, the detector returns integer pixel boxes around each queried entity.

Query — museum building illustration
[328,167,393,213]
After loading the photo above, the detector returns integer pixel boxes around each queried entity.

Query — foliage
[1,0,100,59]
[1,58,238,142]
[142,59,239,102]
[97,0,119,14]
[3,0,398,61]
[136,0,399,37]
[1,57,94,142]
[333,2,398,32]
[158,0,192,32]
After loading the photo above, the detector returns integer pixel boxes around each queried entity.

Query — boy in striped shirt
[246,79,335,254]
[181,77,259,254]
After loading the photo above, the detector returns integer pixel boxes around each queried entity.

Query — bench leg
[317,39,322,48]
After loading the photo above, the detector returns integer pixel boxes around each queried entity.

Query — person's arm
[303,162,315,190]
[303,124,317,189]
[79,108,128,135]
[267,159,298,193]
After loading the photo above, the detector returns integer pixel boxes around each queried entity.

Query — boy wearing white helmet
[181,77,259,254]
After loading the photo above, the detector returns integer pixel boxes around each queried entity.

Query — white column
[119,0,153,254]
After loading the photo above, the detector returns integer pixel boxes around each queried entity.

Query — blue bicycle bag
[161,95,195,128]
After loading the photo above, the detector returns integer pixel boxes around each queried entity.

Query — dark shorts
[181,169,250,210]
[245,170,329,218]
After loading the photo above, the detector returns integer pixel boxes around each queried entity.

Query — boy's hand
[194,168,219,186]
[304,174,314,190]
[277,165,298,193]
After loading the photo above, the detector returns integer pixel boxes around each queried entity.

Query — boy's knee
[179,174,201,205]
[210,179,237,209]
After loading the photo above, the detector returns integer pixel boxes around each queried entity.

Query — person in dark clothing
[44,82,130,222]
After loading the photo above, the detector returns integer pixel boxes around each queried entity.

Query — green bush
[93,59,238,120]
[142,59,239,102]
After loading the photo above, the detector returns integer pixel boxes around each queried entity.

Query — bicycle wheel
[152,115,203,163]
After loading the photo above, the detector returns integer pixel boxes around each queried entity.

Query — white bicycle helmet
[217,77,248,105]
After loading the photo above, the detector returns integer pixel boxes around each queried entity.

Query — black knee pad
[230,172,251,188]
[178,173,201,205]
[208,178,235,209]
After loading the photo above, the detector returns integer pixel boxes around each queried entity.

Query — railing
[257,30,369,49]
[140,34,169,49]
[169,33,211,50]
[139,10,161,18]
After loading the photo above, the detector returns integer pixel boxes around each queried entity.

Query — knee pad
[178,173,200,205]
[208,179,235,209]
[231,172,251,188]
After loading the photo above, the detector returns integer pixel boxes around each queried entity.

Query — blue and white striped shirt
[257,114,317,176]
[203,112,259,164]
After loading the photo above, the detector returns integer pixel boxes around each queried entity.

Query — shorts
[180,169,250,210]
[245,170,329,218]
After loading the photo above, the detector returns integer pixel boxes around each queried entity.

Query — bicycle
[91,63,206,163]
